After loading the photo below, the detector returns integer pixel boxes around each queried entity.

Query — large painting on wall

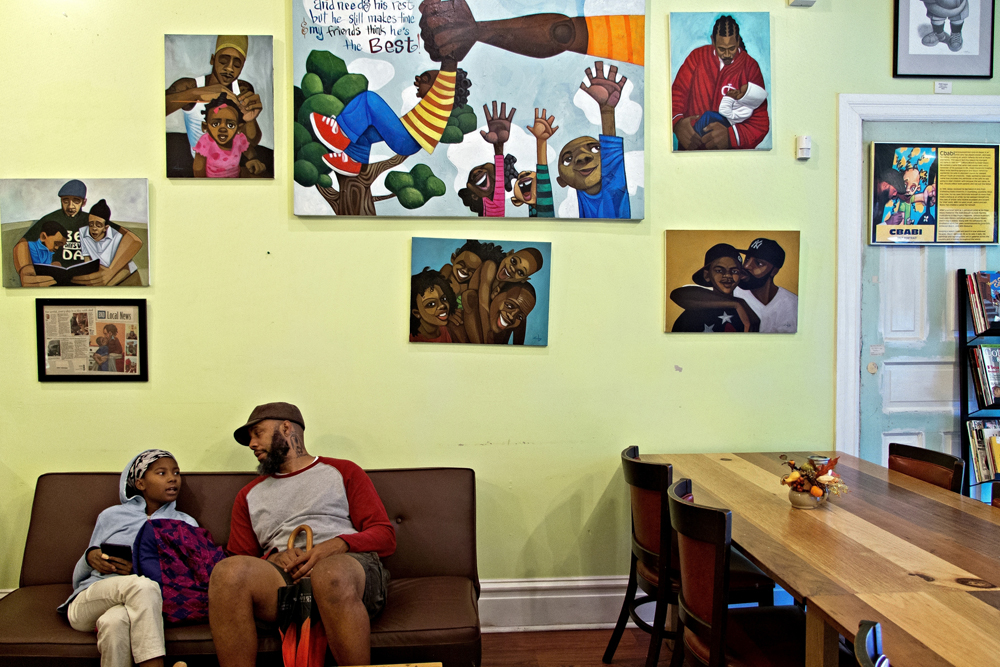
[165,35,275,178]
[411,237,551,345]
[894,0,995,78]
[1,179,149,288]
[670,12,771,151]
[665,230,799,333]
[292,0,645,219]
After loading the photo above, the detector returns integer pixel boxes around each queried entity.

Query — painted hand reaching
[419,0,478,62]
[527,108,559,142]
[481,101,516,149]
[580,61,627,110]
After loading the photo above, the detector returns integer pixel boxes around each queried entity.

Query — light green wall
[1,0,998,589]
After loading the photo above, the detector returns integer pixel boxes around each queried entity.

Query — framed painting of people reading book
[36,299,148,382]
[1,179,150,287]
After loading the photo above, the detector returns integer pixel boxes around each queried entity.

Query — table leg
[805,604,839,667]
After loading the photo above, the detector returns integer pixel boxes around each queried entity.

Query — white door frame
[836,94,1000,456]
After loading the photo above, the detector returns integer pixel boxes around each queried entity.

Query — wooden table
[643,452,1000,667]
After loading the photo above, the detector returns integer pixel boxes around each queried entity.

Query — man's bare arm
[419,0,589,62]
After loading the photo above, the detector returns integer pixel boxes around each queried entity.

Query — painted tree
[293,50,476,216]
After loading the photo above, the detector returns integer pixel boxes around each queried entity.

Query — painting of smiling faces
[165,35,274,178]
[665,230,800,334]
[410,237,551,345]
[292,0,644,218]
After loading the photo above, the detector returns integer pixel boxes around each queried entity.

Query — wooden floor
[482,628,676,667]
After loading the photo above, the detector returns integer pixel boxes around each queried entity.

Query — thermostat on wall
[788,0,816,6]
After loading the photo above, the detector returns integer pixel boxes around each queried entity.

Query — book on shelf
[965,271,1000,335]
[966,420,1000,483]
[990,436,1000,478]
[968,345,1000,409]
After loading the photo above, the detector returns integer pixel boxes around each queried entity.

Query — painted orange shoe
[310,113,351,151]
[321,151,362,177]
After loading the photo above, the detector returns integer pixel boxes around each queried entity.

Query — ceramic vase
[788,488,828,510]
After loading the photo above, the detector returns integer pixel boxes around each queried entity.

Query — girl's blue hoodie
[58,453,198,612]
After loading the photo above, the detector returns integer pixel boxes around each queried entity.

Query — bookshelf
[957,269,1000,500]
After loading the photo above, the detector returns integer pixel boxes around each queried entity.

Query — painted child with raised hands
[58,449,197,667]
[193,93,265,178]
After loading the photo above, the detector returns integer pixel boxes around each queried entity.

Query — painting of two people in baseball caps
[665,230,800,334]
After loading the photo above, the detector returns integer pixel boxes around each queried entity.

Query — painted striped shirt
[400,69,457,154]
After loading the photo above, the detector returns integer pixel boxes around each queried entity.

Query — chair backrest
[620,446,673,579]
[887,443,965,493]
[855,620,888,667]
[992,482,1000,509]
[668,478,732,667]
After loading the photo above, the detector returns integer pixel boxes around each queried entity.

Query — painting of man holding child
[165,34,274,179]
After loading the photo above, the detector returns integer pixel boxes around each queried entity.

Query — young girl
[457,101,518,217]
[193,94,265,178]
[59,449,197,667]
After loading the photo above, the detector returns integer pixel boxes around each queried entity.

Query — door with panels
[859,121,1000,502]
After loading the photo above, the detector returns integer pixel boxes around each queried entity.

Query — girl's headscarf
[125,449,175,497]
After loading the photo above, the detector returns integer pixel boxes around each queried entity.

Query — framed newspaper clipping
[35,298,147,382]
[870,142,999,245]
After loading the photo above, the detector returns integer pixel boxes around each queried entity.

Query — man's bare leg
[209,555,285,667]
[312,555,370,666]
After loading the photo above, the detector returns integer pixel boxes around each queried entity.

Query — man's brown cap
[234,402,304,445]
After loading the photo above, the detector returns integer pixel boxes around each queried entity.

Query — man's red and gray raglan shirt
[226,456,396,558]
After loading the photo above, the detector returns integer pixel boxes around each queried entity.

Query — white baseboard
[479,576,637,633]
[0,589,10,600]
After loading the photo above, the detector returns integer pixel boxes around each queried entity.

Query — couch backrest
[20,468,478,595]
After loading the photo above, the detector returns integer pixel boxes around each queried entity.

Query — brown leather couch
[0,468,481,666]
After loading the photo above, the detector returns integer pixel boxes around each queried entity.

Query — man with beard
[12,179,88,286]
[165,35,264,176]
[733,238,797,333]
[209,403,395,667]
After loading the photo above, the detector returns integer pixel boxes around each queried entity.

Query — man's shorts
[268,551,389,619]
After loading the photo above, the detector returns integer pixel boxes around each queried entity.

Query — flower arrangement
[779,455,849,498]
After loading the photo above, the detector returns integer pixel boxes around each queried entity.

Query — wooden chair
[992,482,1000,509]
[603,448,774,667]
[667,478,807,667]
[887,443,965,493]
[855,621,889,667]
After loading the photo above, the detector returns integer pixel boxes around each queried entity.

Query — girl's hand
[86,549,128,575]
[480,101,515,147]
[246,159,266,175]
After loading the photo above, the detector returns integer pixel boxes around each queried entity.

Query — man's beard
[740,271,771,291]
[257,427,291,475]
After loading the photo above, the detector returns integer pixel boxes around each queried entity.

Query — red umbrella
[276,525,328,667]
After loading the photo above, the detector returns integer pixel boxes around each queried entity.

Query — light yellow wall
[1,0,998,589]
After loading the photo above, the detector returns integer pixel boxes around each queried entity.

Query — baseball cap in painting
[739,238,785,270]
[58,180,87,199]
[233,402,305,445]
[692,243,743,286]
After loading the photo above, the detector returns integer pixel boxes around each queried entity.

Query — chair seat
[683,606,806,667]
[637,548,773,594]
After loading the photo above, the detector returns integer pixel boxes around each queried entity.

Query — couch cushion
[373,577,480,645]
[0,577,479,661]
